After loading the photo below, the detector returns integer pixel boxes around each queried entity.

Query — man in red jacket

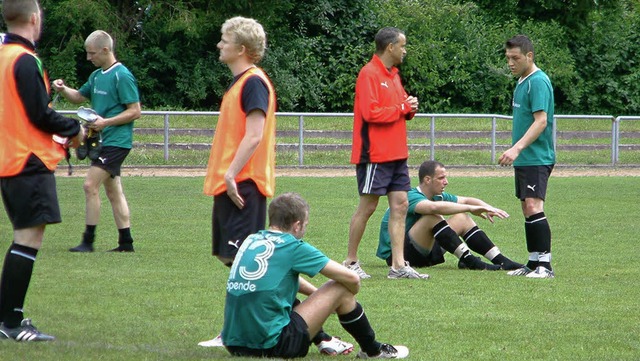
[344,27,427,280]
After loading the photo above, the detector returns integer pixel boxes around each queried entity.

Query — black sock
[83,225,96,244]
[0,243,38,328]
[338,302,380,356]
[525,212,552,269]
[118,228,133,245]
[433,220,465,255]
[463,226,494,256]
[312,329,331,345]
[464,227,515,266]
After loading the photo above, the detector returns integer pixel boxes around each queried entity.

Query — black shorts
[386,233,446,268]
[1,172,61,229]
[225,311,311,358]
[90,146,130,178]
[514,165,553,201]
[212,180,266,259]
[356,159,411,196]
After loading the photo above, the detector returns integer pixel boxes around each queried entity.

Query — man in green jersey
[499,34,555,279]
[53,30,141,253]
[222,193,408,359]
[377,161,521,272]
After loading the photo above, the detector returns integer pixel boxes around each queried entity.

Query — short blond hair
[85,30,114,52]
[221,16,266,64]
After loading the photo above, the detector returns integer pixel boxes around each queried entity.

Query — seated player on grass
[377,160,523,273]
[222,192,409,359]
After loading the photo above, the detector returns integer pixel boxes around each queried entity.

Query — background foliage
[1,0,638,114]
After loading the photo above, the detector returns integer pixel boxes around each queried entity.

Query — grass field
[0,175,639,360]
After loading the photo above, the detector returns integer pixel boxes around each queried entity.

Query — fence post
[163,113,170,161]
[298,115,304,166]
[612,117,618,165]
[553,116,557,155]
[430,116,436,161]
[491,116,497,163]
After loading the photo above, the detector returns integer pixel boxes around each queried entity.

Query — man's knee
[448,213,475,234]
[521,198,544,216]
[357,197,379,217]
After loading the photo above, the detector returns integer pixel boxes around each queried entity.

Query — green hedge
[2,0,637,114]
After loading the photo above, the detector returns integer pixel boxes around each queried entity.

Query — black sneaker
[107,245,134,252]
[356,343,409,358]
[0,319,55,342]
[76,139,88,160]
[87,134,102,161]
[499,260,525,271]
[69,242,94,252]
[459,254,501,271]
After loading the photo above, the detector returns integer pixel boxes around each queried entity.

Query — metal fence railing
[57,110,637,166]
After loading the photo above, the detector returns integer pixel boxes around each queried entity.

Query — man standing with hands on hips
[345,27,428,280]
[500,34,556,279]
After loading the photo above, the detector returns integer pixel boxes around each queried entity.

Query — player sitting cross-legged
[222,192,408,359]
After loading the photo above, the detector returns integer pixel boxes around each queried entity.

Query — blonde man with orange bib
[199,15,277,348]
[198,17,353,356]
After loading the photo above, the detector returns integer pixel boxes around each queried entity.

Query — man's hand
[498,146,520,166]
[406,95,419,111]
[88,116,107,132]
[484,207,510,223]
[52,79,65,92]
[224,176,245,209]
[470,205,509,223]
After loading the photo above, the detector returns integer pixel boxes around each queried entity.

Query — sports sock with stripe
[338,302,380,356]
[525,212,552,270]
[0,243,38,328]
[464,226,516,266]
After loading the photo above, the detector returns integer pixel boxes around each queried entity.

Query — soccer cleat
[87,134,103,162]
[343,261,371,279]
[76,139,88,160]
[69,242,94,252]
[506,266,533,276]
[499,260,525,271]
[525,266,555,279]
[0,319,55,342]
[317,336,354,355]
[387,262,430,279]
[107,245,134,252]
[198,334,224,347]
[458,255,501,271]
[356,344,409,359]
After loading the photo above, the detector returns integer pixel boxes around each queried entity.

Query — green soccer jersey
[376,187,458,260]
[78,63,140,148]
[222,230,330,350]
[511,69,555,166]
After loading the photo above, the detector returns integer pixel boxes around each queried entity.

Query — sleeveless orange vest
[203,67,276,197]
[0,43,65,177]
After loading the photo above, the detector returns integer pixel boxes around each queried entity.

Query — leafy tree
[571,1,640,114]
[4,0,636,114]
